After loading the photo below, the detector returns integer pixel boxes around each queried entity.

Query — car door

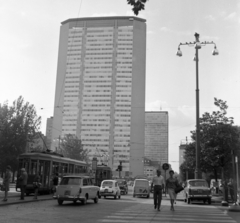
[88,178,96,198]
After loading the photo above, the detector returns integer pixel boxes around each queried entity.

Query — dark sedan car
[116,179,128,195]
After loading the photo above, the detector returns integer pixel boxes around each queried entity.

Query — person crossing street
[151,169,165,211]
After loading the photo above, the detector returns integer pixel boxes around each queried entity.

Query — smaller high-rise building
[45,117,53,150]
[145,111,168,166]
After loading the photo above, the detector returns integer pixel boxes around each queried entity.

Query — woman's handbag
[175,184,184,194]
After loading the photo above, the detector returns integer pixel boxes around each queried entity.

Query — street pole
[176,33,219,180]
[195,38,201,179]
[236,156,239,202]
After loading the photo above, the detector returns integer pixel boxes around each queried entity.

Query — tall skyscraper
[51,16,146,177]
[145,112,168,165]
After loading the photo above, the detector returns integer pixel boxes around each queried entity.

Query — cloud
[147,30,154,35]
[205,15,215,21]
[145,100,195,127]
[201,35,220,41]
[225,12,237,20]
[160,27,191,36]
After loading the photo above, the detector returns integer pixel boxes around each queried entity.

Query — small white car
[99,180,121,199]
[56,175,100,205]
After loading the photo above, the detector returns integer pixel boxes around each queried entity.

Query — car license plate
[65,190,70,196]
[198,189,202,193]
[104,189,108,192]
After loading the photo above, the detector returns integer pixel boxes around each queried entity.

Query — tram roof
[19,152,87,165]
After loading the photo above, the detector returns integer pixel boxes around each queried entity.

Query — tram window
[62,163,68,175]
[53,162,59,174]
[69,164,74,174]
[83,179,88,186]
[30,160,37,175]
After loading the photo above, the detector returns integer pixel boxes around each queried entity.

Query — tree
[127,0,148,15]
[181,98,240,182]
[60,134,89,162]
[0,96,41,178]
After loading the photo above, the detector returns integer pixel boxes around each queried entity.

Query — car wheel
[58,199,63,205]
[208,198,211,205]
[73,200,77,204]
[114,193,117,199]
[187,197,191,204]
[203,199,206,204]
[118,194,121,199]
[94,196,98,204]
[104,196,106,199]
[99,195,101,199]
[133,194,135,198]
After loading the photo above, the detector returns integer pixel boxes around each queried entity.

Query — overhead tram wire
[56,0,84,109]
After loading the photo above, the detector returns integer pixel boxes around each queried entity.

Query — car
[99,180,121,199]
[133,179,150,198]
[56,175,100,205]
[184,179,212,204]
[0,177,3,190]
[116,179,128,195]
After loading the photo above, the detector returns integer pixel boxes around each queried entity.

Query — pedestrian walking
[151,169,165,211]
[18,168,28,200]
[2,165,12,201]
[166,170,178,211]
[33,173,41,199]
[228,178,234,203]
[52,173,59,198]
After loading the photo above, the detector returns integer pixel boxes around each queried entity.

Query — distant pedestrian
[166,170,178,211]
[19,168,28,200]
[228,178,234,203]
[52,173,59,198]
[151,169,165,211]
[2,165,12,201]
[33,173,41,199]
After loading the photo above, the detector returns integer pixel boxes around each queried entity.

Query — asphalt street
[0,190,239,223]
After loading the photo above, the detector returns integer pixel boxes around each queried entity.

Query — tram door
[39,160,51,188]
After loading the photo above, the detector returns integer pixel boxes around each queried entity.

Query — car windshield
[60,177,81,185]
[189,181,208,187]
[116,180,125,184]
[102,181,113,187]
[135,180,149,186]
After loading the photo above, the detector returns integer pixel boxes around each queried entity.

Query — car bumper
[57,195,85,201]
[189,195,212,198]
[100,192,115,196]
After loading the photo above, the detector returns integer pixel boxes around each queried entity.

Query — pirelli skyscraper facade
[52,16,146,177]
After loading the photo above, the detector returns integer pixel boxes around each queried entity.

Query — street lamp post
[176,33,219,179]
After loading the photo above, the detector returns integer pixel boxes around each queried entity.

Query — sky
[0,0,240,172]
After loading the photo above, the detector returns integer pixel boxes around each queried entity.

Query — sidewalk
[0,191,53,206]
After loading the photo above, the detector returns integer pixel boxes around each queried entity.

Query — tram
[95,164,112,187]
[16,151,88,195]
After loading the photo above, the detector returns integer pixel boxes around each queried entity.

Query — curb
[0,197,53,207]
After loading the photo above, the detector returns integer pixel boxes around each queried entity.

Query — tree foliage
[127,0,148,15]
[0,96,41,174]
[60,134,89,162]
[181,98,240,181]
